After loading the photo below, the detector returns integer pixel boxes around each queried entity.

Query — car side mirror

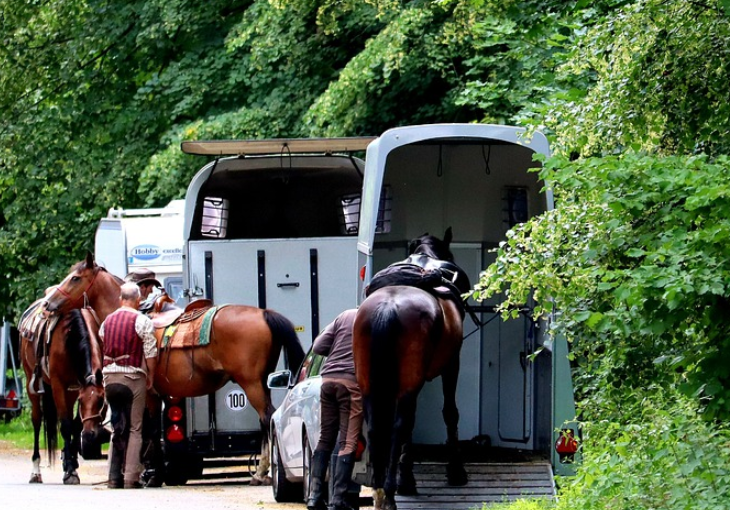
[267,369,292,389]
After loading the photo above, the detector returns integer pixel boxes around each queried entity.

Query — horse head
[408,227,454,262]
[45,252,122,320]
[44,252,99,314]
[78,376,108,459]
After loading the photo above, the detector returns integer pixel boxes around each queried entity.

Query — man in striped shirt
[100,282,158,489]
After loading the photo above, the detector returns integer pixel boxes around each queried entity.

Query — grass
[0,395,34,450]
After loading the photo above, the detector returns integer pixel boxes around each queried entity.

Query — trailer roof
[181,137,376,156]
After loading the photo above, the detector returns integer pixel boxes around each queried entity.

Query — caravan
[94,200,185,304]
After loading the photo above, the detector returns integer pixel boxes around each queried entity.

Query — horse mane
[63,309,94,386]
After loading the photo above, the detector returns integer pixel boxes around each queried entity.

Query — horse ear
[443,227,453,245]
[85,251,95,268]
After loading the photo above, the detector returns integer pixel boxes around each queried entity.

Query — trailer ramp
[394,461,555,509]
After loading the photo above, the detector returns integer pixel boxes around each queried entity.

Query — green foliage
[537,0,730,157]
[473,152,730,419]
[557,391,730,510]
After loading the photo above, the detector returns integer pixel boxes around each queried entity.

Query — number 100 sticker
[225,388,248,411]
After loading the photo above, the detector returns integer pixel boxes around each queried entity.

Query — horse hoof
[63,471,80,485]
[396,483,418,496]
[397,471,417,496]
[249,474,271,486]
[373,489,397,510]
[446,465,468,486]
[29,474,43,484]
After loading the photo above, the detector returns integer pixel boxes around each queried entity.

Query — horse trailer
[174,124,578,496]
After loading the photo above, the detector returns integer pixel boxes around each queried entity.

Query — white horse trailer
[166,138,374,482]
[356,125,578,488]
[174,125,578,492]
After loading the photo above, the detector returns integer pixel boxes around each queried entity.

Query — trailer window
[504,187,528,227]
[340,186,392,235]
[201,197,229,238]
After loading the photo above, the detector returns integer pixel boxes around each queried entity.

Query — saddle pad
[161,305,226,349]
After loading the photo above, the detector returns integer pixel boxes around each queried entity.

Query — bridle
[53,268,100,308]
[79,385,107,424]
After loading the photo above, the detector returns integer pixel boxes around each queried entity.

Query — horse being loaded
[353,228,471,510]
[43,253,306,485]
[19,297,107,484]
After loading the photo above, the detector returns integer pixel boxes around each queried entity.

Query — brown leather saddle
[153,299,217,349]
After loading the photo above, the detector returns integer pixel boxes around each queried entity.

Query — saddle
[365,254,470,318]
[154,302,222,349]
[19,299,59,394]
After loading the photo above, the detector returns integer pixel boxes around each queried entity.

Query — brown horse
[19,301,107,484]
[353,229,469,510]
[43,252,306,483]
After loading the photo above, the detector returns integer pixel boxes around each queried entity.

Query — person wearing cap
[124,268,162,315]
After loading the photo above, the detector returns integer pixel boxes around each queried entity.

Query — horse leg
[442,355,467,486]
[60,415,81,485]
[141,393,164,487]
[393,392,418,498]
[59,389,81,485]
[28,392,43,483]
[237,381,273,485]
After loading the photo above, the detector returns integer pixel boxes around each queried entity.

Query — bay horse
[19,300,107,484]
[353,228,469,510]
[43,252,306,484]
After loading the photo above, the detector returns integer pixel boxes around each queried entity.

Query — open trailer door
[356,124,578,507]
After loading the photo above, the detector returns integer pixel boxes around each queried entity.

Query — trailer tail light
[163,397,186,445]
[167,405,183,422]
[166,424,185,443]
[555,428,578,463]
[359,266,366,281]
[0,390,19,409]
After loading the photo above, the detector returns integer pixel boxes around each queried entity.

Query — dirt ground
[0,440,339,510]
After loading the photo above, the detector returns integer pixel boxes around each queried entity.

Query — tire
[302,434,318,504]
[164,454,203,486]
[271,430,302,502]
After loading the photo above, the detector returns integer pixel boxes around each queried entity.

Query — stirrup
[29,373,44,394]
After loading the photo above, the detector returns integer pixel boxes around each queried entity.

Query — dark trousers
[316,377,363,456]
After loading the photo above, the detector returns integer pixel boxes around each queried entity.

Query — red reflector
[166,424,184,443]
[359,266,366,281]
[355,435,366,461]
[555,429,578,454]
[7,390,17,399]
[167,406,183,422]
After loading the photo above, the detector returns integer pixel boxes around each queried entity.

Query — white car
[268,348,368,507]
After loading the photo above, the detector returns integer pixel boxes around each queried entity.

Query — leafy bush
[558,391,730,510]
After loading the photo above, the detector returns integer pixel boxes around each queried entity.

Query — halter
[54,267,100,307]
[79,386,107,424]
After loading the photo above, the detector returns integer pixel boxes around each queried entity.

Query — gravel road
[0,441,328,510]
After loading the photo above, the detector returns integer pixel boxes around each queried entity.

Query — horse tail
[366,299,401,478]
[263,309,306,377]
[64,309,94,386]
[41,381,58,466]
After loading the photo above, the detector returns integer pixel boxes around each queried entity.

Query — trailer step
[394,462,555,509]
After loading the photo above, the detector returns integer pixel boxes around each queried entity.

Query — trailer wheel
[271,430,301,502]
[164,454,203,486]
